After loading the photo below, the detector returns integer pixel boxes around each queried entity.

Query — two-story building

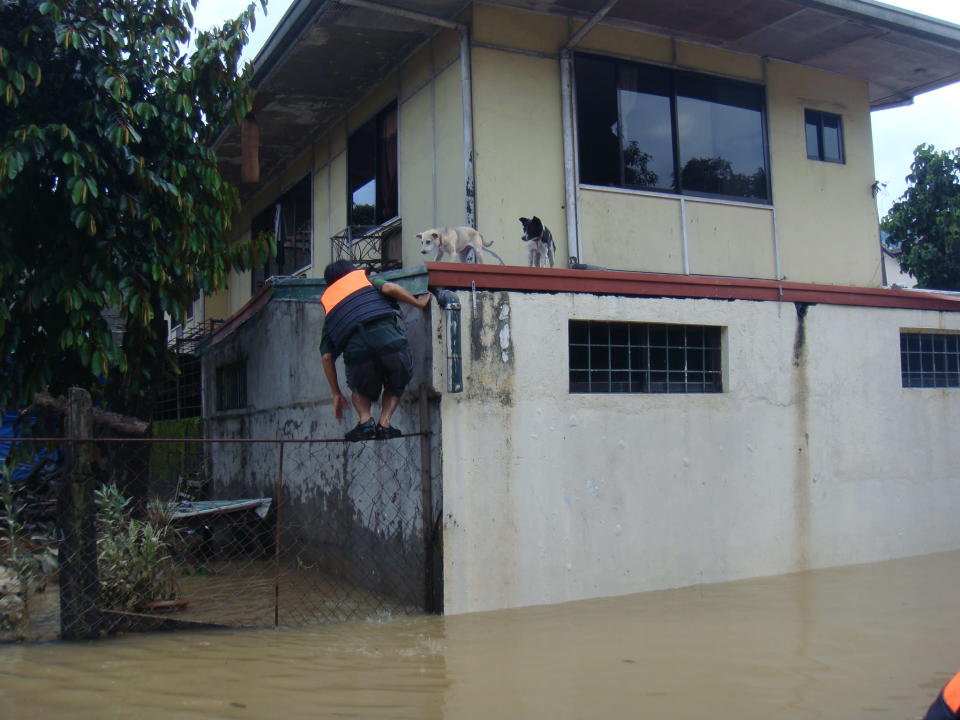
[197,0,960,615]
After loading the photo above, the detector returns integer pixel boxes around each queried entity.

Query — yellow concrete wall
[472,45,566,267]
[398,37,465,268]
[204,289,229,323]
[686,202,775,278]
[766,60,881,286]
[579,189,683,273]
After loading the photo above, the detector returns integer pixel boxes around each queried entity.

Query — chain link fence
[1,430,441,642]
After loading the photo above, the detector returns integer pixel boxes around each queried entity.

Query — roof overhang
[217,0,960,197]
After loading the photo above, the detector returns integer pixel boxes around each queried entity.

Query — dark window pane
[611,346,629,369]
[589,322,609,344]
[575,56,619,187]
[649,325,667,346]
[805,110,820,160]
[590,345,610,369]
[667,325,685,346]
[570,371,590,393]
[821,113,843,163]
[677,95,767,200]
[590,370,611,391]
[650,347,667,369]
[618,64,674,190]
[570,320,588,344]
[610,322,629,345]
[570,345,589,370]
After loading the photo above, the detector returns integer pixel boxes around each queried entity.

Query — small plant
[95,485,180,610]
[1,460,53,639]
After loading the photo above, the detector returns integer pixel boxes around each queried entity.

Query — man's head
[324,260,356,286]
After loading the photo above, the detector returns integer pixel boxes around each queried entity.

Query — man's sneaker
[345,418,377,442]
[376,424,402,440]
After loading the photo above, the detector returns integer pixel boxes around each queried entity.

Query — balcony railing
[330,217,402,273]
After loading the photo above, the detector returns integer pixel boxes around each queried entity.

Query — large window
[575,54,769,202]
[901,331,960,388]
[805,109,844,163]
[348,102,398,227]
[251,175,312,293]
[569,320,723,394]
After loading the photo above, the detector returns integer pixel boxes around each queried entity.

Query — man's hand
[382,282,432,310]
[332,392,350,421]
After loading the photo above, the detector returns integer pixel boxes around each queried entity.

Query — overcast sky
[193,0,960,220]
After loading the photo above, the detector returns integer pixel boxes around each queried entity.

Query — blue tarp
[1,410,57,484]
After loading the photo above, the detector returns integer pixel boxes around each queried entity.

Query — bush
[95,485,179,610]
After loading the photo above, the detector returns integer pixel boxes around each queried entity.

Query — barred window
[216,361,248,411]
[569,320,722,394]
[901,332,960,388]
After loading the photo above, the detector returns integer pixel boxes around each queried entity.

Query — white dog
[417,226,493,263]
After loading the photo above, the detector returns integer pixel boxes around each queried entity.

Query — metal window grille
[900,331,960,388]
[569,320,722,394]
[215,361,247,411]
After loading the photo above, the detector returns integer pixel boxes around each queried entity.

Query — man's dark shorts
[345,344,413,401]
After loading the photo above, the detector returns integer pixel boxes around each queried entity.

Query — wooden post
[59,387,101,640]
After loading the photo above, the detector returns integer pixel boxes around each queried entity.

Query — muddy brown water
[2,550,959,719]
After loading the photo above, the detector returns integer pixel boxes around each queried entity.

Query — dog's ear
[519,217,529,225]
[432,231,439,239]
[416,233,423,240]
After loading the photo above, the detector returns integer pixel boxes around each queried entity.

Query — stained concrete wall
[200,277,440,602]
[434,289,960,614]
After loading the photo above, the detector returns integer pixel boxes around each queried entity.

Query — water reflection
[2,550,959,719]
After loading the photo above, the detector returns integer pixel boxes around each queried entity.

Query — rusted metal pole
[418,385,436,613]
[59,387,101,640]
[274,441,284,627]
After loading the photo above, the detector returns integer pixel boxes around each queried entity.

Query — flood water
[2,550,959,720]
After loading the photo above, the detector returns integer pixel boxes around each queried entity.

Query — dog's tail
[481,233,493,247]
[482,247,506,265]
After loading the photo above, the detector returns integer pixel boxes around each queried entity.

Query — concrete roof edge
[789,0,960,48]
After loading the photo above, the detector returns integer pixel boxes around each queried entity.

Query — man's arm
[380,281,431,310]
[322,352,350,420]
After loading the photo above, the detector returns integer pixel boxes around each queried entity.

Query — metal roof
[217,0,960,196]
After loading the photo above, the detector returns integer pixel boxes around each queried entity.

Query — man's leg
[378,391,401,428]
[352,392,374,423]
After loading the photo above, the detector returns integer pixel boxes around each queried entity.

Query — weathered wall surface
[201,288,440,602]
[435,289,960,614]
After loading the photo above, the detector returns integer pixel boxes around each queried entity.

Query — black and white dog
[519,216,555,268]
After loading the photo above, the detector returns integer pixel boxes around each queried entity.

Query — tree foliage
[0,0,268,408]
[882,144,960,290]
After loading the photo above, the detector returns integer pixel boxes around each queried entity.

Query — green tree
[0,0,269,409]
[882,144,960,290]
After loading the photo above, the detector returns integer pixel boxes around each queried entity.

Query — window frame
[347,101,399,228]
[804,109,845,164]
[250,174,313,294]
[568,319,724,394]
[574,53,772,205]
[900,330,960,389]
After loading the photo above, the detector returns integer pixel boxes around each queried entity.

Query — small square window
[805,109,844,163]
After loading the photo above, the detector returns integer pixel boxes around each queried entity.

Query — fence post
[274,441,284,627]
[59,387,101,640]
[418,385,436,613]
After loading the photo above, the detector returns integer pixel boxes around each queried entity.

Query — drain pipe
[334,0,475,228]
[433,289,463,393]
[560,0,620,268]
[460,27,477,228]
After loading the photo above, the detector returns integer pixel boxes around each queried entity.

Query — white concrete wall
[434,290,960,614]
